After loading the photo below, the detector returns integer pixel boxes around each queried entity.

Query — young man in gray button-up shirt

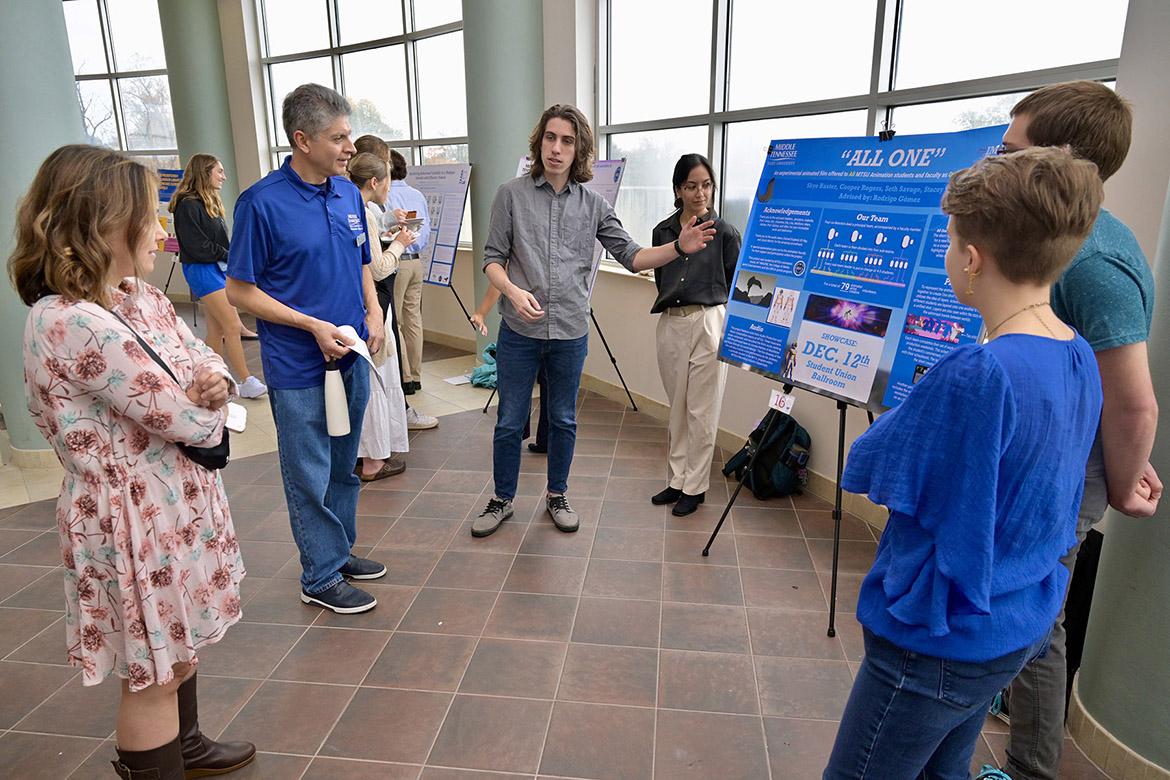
[471,104,717,538]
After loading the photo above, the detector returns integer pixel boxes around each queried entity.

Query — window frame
[596,0,1121,225]
[65,0,180,168]
[258,0,467,171]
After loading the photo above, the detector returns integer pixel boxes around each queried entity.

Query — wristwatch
[673,239,684,257]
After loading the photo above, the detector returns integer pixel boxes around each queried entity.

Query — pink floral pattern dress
[23,279,246,691]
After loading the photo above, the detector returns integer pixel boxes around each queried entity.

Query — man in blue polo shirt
[227,83,387,615]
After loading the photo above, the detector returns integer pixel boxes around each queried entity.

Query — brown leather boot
[112,734,185,779]
[177,672,256,778]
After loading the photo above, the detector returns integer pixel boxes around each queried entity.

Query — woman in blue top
[822,147,1105,780]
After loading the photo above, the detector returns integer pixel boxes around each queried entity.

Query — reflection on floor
[0,305,1109,779]
[0,304,484,510]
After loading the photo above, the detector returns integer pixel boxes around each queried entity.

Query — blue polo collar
[279,158,344,202]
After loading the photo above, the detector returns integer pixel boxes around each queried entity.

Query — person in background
[386,149,431,399]
[169,154,267,398]
[649,153,742,517]
[226,83,386,615]
[471,103,716,539]
[354,135,439,432]
[992,79,1160,780]
[821,147,1105,780]
[10,144,254,780]
[347,151,416,481]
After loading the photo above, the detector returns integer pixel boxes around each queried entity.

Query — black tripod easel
[703,390,873,637]
[479,306,638,413]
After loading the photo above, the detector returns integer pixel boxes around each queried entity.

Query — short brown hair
[389,149,408,181]
[9,145,159,308]
[528,104,595,183]
[941,146,1102,284]
[345,152,388,190]
[354,134,390,162]
[1011,81,1132,181]
[169,153,224,218]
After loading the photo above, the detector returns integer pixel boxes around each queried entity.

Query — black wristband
[673,239,684,257]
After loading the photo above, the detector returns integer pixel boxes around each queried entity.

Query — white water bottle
[323,358,350,437]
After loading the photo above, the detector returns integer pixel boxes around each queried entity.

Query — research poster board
[156,169,182,254]
[515,157,626,287]
[719,126,1006,412]
[404,163,471,287]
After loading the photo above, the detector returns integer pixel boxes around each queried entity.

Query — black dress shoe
[528,442,548,454]
[651,486,682,505]
[403,382,416,395]
[672,492,706,516]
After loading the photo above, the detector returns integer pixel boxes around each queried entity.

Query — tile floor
[0,320,1111,779]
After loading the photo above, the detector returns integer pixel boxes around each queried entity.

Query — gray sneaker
[472,497,513,537]
[546,494,579,533]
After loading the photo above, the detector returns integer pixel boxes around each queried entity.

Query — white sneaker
[405,407,438,430]
[239,376,268,398]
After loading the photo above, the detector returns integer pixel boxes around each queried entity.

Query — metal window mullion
[866,0,900,136]
[405,37,420,141]
[710,0,731,212]
[877,60,1119,109]
[95,0,114,75]
[74,68,168,81]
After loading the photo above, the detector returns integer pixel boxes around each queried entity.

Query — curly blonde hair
[9,145,159,308]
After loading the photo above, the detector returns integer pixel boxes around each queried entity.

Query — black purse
[112,312,230,471]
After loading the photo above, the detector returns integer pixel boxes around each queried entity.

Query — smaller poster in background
[403,163,472,287]
[157,169,183,254]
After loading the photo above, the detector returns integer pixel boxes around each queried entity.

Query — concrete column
[1075,0,1170,772]
[0,0,85,460]
[157,0,241,223]
[461,0,545,356]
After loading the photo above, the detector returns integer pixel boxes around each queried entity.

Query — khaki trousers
[394,257,424,383]
[655,304,727,495]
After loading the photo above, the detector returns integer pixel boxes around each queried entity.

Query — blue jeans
[268,358,370,594]
[493,321,587,500]
[823,628,1052,780]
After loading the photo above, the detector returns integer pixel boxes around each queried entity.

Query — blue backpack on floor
[722,409,811,500]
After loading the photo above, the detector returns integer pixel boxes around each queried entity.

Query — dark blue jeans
[823,627,1051,780]
[268,358,370,594]
[493,321,587,500]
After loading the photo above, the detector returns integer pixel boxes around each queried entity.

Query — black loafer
[651,486,682,505]
[672,492,706,516]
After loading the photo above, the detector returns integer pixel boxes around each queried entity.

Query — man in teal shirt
[993,79,1160,780]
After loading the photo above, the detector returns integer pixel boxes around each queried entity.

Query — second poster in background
[719,125,1007,412]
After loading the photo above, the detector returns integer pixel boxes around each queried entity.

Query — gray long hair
[282,83,351,144]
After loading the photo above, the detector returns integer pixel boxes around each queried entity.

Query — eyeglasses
[680,181,714,194]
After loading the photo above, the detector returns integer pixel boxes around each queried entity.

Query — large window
[259,0,466,169]
[598,0,1129,246]
[62,0,179,170]
[259,0,468,241]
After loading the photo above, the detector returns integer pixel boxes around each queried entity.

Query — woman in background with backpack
[649,154,742,516]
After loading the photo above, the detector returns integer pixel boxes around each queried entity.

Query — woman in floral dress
[8,145,254,779]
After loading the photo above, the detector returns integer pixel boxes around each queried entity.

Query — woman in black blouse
[169,154,267,398]
[649,154,742,516]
